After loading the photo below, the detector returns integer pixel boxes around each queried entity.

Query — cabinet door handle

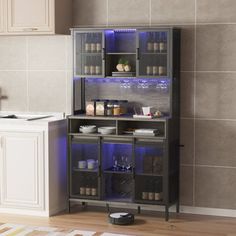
[136,48,140,60]
[22,28,38,32]
[102,48,105,60]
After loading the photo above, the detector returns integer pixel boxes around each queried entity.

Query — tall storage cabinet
[69,27,180,220]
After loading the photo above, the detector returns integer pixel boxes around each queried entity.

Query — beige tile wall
[73,0,236,210]
[0,36,72,114]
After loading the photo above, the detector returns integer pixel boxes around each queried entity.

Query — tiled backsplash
[73,0,236,210]
[1,0,236,211]
[0,36,72,114]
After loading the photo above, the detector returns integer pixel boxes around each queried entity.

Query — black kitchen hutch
[67,27,180,221]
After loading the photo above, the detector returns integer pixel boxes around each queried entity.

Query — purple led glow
[84,77,170,84]
[105,29,136,34]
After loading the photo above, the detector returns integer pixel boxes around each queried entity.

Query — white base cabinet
[0,119,67,216]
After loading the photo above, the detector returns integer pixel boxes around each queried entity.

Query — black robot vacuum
[109,212,135,225]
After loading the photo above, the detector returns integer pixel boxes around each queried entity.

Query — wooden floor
[0,207,236,236]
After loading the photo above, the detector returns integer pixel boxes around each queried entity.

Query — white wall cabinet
[0,0,4,33]
[0,131,44,211]
[0,118,67,216]
[0,0,72,35]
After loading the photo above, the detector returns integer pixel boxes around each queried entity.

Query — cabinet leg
[81,201,87,210]
[165,205,169,221]
[106,203,110,213]
[68,201,71,213]
[137,206,141,214]
[176,201,180,213]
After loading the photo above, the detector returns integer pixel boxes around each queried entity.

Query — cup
[78,160,87,169]
[87,159,96,170]
[142,106,155,115]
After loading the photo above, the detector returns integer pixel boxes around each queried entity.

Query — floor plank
[0,207,236,236]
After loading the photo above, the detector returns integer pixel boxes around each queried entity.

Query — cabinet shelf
[135,199,163,205]
[136,173,163,177]
[103,170,133,175]
[106,52,136,55]
[77,52,102,55]
[70,194,99,200]
[142,52,167,55]
[104,197,132,203]
[73,168,98,173]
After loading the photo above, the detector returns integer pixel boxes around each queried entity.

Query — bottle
[153,32,159,52]
[147,32,154,52]
[85,176,91,196]
[91,177,97,196]
[85,34,91,52]
[79,176,86,195]
[96,33,102,53]
[90,33,96,53]
[154,179,163,201]
[90,57,95,75]
[159,32,167,53]
[148,179,154,200]
[84,57,90,75]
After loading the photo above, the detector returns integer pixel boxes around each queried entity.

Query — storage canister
[96,99,108,116]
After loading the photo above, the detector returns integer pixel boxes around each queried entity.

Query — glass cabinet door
[74,31,105,77]
[134,140,165,203]
[137,30,169,78]
[70,138,100,199]
[101,139,133,202]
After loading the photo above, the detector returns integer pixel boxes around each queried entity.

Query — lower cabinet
[0,131,44,210]
[68,116,180,221]
[0,119,67,216]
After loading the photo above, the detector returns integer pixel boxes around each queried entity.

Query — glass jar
[119,100,128,115]
[113,103,121,116]
[106,102,114,116]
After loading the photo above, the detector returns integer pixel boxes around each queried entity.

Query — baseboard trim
[180,206,236,218]
[85,202,236,218]
[0,208,49,217]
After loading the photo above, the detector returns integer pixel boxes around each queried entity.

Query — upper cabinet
[0,0,72,35]
[73,28,175,78]
[0,0,4,33]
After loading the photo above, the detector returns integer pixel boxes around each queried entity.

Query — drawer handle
[23,28,38,32]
